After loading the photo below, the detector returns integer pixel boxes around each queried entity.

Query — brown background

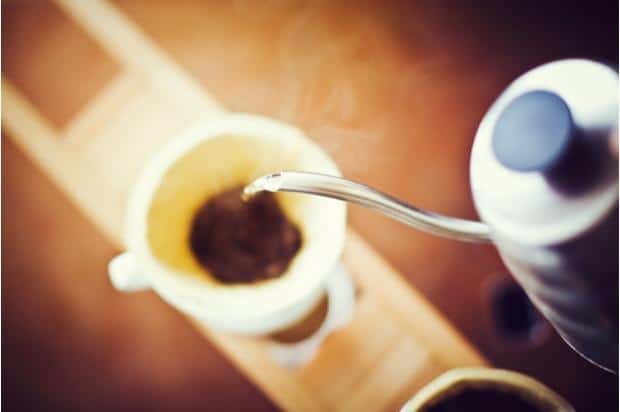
[2,1,618,411]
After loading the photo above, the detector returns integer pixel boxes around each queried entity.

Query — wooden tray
[2,1,486,410]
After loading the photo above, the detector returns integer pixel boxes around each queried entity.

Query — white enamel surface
[120,113,347,334]
[471,60,618,245]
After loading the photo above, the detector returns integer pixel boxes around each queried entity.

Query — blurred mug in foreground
[108,114,354,365]
[400,368,574,412]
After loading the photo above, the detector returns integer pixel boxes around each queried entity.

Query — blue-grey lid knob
[492,90,575,172]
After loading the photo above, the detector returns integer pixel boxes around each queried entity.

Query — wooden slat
[340,336,433,412]
[191,325,326,412]
[63,71,143,146]
[1,78,125,245]
[297,295,404,406]
[54,0,223,115]
[76,78,210,194]
[345,231,485,368]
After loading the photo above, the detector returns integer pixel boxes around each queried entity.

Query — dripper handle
[245,172,491,243]
[108,253,151,292]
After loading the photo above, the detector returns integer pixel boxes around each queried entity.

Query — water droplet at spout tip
[242,173,283,202]
[240,189,253,202]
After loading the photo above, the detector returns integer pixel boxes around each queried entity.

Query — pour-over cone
[124,114,346,334]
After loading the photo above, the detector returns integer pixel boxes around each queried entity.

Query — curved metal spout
[244,171,491,243]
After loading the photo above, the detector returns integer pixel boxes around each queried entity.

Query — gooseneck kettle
[246,59,619,372]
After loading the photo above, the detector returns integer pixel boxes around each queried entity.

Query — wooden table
[3,1,617,411]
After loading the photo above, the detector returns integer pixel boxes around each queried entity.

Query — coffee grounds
[189,186,302,284]
[424,388,546,412]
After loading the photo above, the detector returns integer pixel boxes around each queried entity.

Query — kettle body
[470,59,618,372]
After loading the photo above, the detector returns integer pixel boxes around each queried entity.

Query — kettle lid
[470,59,618,245]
